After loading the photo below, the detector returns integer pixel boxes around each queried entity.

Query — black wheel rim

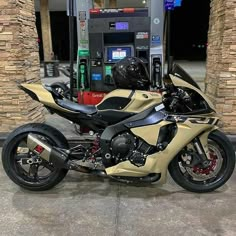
[10,133,58,185]
[178,139,228,186]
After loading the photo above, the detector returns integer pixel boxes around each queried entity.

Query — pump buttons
[96,51,102,59]
[91,60,102,67]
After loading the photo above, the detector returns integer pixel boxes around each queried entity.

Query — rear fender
[20,83,76,113]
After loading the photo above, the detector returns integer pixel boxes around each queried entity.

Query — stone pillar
[0,0,44,133]
[104,0,117,8]
[40,0,53,61]
[205,0,236,133]
[104,0,110,8]
[109,0,117,8]
[94,0,104,8]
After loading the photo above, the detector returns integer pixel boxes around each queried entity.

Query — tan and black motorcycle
[2,60,235,193]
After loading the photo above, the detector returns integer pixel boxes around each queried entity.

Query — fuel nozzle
[152,58,162,89]
[78,60,89,91]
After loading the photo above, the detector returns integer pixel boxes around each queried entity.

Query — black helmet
[112,57,150,90]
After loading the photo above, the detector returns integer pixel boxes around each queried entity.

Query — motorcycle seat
[57,99,97,115]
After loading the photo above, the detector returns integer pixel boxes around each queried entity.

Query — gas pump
[76,0,91,97]
[73,0,165,104]
[88,8,150,92]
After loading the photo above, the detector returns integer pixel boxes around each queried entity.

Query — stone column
[104,0,117,8]
[104,0,110,8]
[109,0,117,8]
[205,0,236,133]
[40,0,53,61]
[94,0,104,8]
[0,0,44,133]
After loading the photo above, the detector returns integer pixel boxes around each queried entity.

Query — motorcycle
[2,62,235,193]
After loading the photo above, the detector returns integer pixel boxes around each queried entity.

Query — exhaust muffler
[27,134,68,168]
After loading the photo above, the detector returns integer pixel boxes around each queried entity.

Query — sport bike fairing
[19,64,219,183]
[103,105,219,183]
[169,75,215,112]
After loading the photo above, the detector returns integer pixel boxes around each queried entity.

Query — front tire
[169,130,235,193]
[2,123,69,191]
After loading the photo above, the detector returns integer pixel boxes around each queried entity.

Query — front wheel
[169,130,235,193]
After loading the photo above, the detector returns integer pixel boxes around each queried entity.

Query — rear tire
[168,130,235,193]
[2,123,69,191]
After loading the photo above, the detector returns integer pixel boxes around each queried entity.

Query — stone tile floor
[0,149,235,236]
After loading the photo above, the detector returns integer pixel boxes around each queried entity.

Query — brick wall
[0,0,44,132]
[205,0,236,133]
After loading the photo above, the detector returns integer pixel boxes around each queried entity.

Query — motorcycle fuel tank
[96,89,162,113]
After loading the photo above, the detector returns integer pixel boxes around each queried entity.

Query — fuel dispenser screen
[109,22,129,30]
[112,49,127,60]
[106,46,133,62]
[115,22,129,30]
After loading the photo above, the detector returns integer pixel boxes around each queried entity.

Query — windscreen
[171,64,201,90]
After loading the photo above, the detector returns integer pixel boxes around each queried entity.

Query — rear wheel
[2,123,69,191]
[169,130,235,193]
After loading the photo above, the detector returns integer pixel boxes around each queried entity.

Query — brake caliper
[193,152,217,175]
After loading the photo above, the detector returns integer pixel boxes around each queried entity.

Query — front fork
[193,127,218,167]
[192,137,210,168]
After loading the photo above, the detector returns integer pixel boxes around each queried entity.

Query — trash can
[44,60,60,78]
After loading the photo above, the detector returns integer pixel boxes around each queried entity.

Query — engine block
[109,132,153,167]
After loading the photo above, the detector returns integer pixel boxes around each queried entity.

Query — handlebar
[163,87,193,113]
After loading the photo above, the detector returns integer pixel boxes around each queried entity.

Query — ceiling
[34,0,146,12]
